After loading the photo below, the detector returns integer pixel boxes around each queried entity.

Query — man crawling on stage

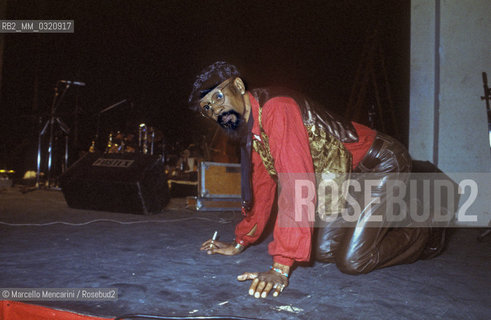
[189,61,445,299]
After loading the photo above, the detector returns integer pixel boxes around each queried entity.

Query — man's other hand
[200,239,241,255]
[237,267,289,298]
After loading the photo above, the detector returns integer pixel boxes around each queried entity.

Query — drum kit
[100,124,163,155]
[91,99,164,156]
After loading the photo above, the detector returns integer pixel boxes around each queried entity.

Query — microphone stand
[36,82,72,189]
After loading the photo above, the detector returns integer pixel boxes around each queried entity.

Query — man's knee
[314,225,346,263]
[314,231,338,263]
[315,247,336,263]
[335,249,377,275]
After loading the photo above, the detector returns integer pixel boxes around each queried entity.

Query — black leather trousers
[315,132,430,274]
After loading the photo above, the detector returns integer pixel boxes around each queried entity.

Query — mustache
[217,110,242,130]
[216,110,247,141]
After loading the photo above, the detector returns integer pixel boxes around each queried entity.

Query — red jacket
[234,93,375,266]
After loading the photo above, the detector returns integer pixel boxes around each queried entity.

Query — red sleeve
[234,145,277,247]
[262,97,316,267]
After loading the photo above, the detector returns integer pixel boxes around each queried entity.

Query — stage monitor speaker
[60,152,169,215]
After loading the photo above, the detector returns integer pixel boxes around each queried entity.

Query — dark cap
[188,61,241,110]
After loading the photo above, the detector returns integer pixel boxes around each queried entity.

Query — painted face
[199,78,246,132]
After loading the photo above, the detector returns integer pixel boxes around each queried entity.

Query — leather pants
[315,132,430,274]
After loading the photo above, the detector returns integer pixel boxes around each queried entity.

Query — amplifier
[184,161,242,212]
[199,161,241,198]
[60,152,169,215]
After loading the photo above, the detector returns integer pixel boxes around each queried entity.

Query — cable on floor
[0,216,233,227]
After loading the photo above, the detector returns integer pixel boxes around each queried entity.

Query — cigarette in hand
[210,230,218,249]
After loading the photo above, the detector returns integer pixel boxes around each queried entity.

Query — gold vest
[252,106,352,217]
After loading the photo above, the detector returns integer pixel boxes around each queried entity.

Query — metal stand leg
[36,82,72,189]
[64,135,69,173]
[36,120,49,188]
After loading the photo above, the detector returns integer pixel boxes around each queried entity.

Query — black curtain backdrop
[0,0,410,174]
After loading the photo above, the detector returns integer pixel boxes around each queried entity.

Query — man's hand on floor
[200,240,241,255]
[237,263,290,298]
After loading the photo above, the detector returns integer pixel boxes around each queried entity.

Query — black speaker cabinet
[60,152,169,215]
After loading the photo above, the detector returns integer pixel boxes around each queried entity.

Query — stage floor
[0,187,489,320]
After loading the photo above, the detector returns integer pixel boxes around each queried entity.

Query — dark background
[0,0,410,176]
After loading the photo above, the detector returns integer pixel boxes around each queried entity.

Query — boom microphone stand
[36,80,83,188]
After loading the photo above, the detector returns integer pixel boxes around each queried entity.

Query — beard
[217,110,247,141]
